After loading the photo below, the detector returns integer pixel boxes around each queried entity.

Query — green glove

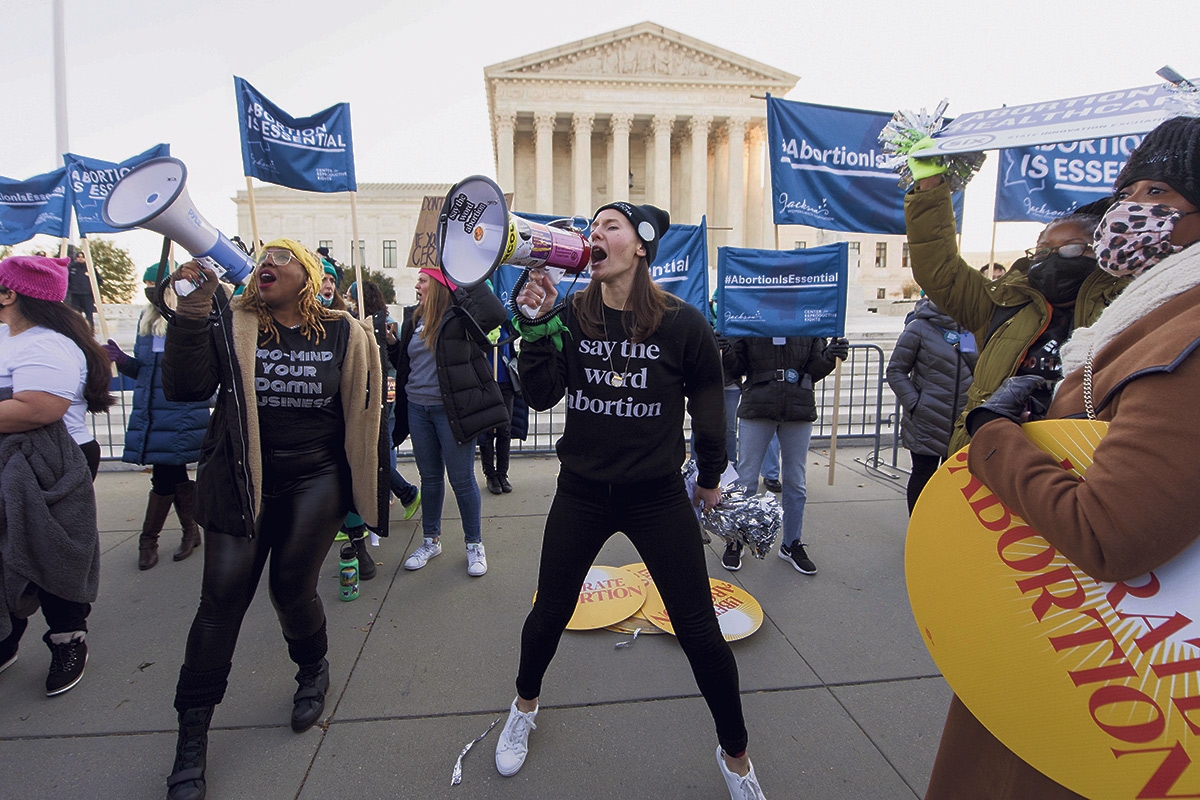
[511,315,569,352]
[906,136,947,181]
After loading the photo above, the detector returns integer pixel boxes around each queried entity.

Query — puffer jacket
[118,310,211,466]
[391,282,509,446]
[163,289,388,537]
[721,337,838,422]
[886,299,975,459]
[905,182,1128,453]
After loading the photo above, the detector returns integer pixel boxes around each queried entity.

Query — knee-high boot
[139,492,175,571]
[172,481,202,562]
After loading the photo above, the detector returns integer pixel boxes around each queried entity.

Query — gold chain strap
[1082,347,1097,420]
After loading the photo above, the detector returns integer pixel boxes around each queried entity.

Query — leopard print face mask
[1094,202,1190,277]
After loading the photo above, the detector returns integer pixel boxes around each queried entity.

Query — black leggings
[516,470,748,756]
[150,463,190,495]
[179,446,351,679]
[906,452,943,515]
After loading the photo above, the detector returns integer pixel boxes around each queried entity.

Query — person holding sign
[159,239,387,800]
[904,150,1128,456]
[923,116,1200,799]
[499,202,766,799]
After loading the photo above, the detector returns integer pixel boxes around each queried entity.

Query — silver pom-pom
[879,99,986,192]
[1163,77,1200,117]
[702,488,782,560]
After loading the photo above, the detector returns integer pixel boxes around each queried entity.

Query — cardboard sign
[605,562,666,635]
[531,566,646,631]
[641,579,763,642]
[406,195,444,270]
[907,419,1200,799]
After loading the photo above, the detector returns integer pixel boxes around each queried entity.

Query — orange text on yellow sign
[537,566,645,631]
[642,579,763,642]
[907,419,1200,800]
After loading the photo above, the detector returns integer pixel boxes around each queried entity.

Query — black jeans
[906,452,943,515]
[179,445,351,677]
[516,470,748,756]
[478,383,515,478]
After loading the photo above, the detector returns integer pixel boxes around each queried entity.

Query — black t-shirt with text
[255,319,348,452]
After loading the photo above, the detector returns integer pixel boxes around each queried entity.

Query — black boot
[167,706,213,800]
[496,435,512,493]
[291,658,329,732]
[172,480,202,562]
[351,533,376,581]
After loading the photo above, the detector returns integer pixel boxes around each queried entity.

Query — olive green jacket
[904,182,1128,453]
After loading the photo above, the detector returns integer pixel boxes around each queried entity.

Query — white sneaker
[466,543,488,577]
[403,538,441,570]
[495,698,538,776]
[717,746,766,799]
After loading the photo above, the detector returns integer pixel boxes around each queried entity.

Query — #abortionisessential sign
[716,242,847,338]
[0,168,72,246]
[65,144,170,235]
[907,420,1200,799]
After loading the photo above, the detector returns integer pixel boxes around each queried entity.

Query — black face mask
[1026,254,1098,305]
[144,287,156,303]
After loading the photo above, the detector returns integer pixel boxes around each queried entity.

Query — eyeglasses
[257,249,295,267]
[1024,243,1090,263]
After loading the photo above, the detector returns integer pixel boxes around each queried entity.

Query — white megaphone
[436,175,591,318]
[102,157,256,297]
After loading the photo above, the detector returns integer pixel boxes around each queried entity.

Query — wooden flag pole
[349,191,365,320]
[79,237,111,342]
[245,176,261,256]
[988,220,998,270]
[827,358,843,486]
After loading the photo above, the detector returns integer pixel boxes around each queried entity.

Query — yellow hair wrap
[261,238,322,295]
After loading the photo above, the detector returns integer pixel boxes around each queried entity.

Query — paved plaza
[0,446,949,799]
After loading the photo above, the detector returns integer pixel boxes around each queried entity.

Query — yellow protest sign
[641,579,763,642]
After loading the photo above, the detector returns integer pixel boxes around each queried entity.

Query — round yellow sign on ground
[907,419,1200,800]
[544,566,646,631]
[641,579,763,641]
[605,562,666,635]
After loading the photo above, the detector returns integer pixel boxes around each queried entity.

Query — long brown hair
[14,295,114,413]
[413,277,450,350]
[572,256,677,342]
[240,274,339,345]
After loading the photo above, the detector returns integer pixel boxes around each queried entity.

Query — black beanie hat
[592,202,671,264]
[1114,116,1200,209]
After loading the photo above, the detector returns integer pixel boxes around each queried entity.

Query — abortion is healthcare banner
[65,144,170,235]
[908,419,1200,800]
[768,97,964,235]
[0,168,72,246]
[489,214,709,315]
[994,135,1145,222]
[917,80,1197,157]
[234,77,356,193]
[716,242,847,338]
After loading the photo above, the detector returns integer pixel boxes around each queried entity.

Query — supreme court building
[235,22,919,310]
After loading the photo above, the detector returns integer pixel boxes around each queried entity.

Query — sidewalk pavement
[0,445,949,800]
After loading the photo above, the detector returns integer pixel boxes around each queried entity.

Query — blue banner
[234,77,356,193]
[767,96,963,234]
[0,168,72,246]
[65,144,170,234]
[490,213,709,315]
[716,242,848,338]
[994,135,1145,222]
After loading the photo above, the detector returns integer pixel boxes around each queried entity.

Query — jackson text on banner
[489,214,710,316]
[768,97,964,235]
[234,76,356,193]
[65,144,170,235]
[917,80,1197,157]
[716,242,847,338]
[0,168,73,246]
[994,135,1145,222]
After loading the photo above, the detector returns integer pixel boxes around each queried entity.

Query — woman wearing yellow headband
[159,239,388,800]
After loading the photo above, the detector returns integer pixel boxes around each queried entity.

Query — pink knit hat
[0,256,70,303]
[418,266,458,291]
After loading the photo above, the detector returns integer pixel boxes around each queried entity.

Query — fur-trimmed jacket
[162,289,388,537]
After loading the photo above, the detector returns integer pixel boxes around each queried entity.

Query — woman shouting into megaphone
[496,203,768,799]
[159,239,388,800]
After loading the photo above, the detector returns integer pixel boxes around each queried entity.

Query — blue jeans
[761,435,781,482]
[724,385,779,481]
[734,418,812,546]
[407,403,482,544]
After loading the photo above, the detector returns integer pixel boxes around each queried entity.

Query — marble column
[651,114,674,208]
[572,112,595,216]
[534,111,556,213]
[688,114,712,225]
[609,112,633,203]
[494,110,516,193]
[745,121,765,248]
[713,126,729,247]
[726,116,747,248]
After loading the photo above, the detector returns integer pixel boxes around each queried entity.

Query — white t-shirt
[0,323,91,444]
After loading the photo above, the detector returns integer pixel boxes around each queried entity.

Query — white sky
[3,0,1198,267]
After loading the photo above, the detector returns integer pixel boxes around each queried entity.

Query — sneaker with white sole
[779,541,816,575]
[495,698,538,776]
[466,543,487,577]
[721,541,743,571]
[404,538,442,570]
[716,746,766,799]
[44,631,87,696]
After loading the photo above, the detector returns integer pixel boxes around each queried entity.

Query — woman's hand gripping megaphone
[171,261,220,319]
[514,268,560,319]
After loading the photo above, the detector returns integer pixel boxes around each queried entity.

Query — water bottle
[339,542,359,602]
